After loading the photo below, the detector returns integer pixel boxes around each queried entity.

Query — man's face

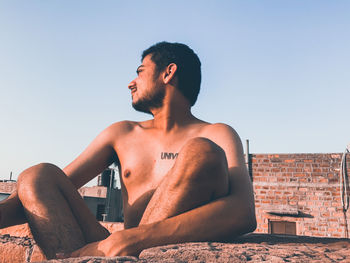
[128,55,165,114]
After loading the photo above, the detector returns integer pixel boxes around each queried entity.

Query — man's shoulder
[103,120,152,136]
[107,120,137,131]
[200,122,238,137]
[199,122,242,148]
[100,120,137,139]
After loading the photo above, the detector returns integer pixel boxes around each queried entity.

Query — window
[269,220,296,235]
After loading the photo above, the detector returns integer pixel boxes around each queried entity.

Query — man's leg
[140,137,230,225]
[17,163,109,259]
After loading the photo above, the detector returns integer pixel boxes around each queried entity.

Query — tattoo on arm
[161,152,178,160]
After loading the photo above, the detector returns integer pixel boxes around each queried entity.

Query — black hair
[142,42,201,106]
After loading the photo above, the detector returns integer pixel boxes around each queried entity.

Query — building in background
[0,180,15,201]
[251,152,350,238]
[79,167,123,222]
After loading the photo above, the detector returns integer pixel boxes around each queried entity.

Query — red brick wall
[252,153,350,238]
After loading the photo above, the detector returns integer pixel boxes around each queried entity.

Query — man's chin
[132,102,152,115]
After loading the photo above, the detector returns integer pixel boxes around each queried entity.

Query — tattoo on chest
[161,152,179,160]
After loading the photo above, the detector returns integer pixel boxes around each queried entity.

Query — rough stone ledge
[36,234,350,263]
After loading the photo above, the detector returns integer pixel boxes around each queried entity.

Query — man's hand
[56,230,138,259]
[56,241,106,258]
[0,194,27,229]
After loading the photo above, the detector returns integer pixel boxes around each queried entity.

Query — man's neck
[150,100,196,132]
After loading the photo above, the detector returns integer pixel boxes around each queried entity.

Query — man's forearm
[107,195,256,256]
[0,191,27,228]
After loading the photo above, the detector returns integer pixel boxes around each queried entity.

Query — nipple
[123,169,131,178]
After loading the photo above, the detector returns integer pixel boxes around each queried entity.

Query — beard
[132,86,165,115]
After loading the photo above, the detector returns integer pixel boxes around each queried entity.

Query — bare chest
[116,136,187,203]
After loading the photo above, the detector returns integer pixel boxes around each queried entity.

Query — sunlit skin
[0,54,256,259]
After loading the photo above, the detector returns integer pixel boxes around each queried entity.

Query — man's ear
[163,63,177,84]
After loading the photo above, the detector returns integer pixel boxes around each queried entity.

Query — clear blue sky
[1,1,349,182]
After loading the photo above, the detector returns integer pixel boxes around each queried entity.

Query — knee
[17,163,62,198]
[182,137,227,168]
[177,137,228,183]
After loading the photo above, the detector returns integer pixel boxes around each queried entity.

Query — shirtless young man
[0,42,256,259]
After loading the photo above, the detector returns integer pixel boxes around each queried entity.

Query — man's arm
[63,123,120,188]
[69,123,256,257]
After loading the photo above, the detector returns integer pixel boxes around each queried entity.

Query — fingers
[55,241,104,259]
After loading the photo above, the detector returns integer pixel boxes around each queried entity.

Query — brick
[328,218,339,222]
[0,224,32,238]
[310,196,318,201]
[304,159,314,163]
[271,158,282,163]
[332,212,345,218]
[329,178,338,183]
[285,159,295,163]
[0,241,28,263]
[319,207,326,211]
